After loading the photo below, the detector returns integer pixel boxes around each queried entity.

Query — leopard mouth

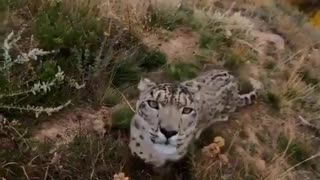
[151,138,174,146]
[153,143,177,154]
[165,140,170,145]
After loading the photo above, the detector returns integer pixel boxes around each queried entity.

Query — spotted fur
[129,69,257,167]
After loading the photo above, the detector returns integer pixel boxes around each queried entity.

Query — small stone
[255,159,266,172]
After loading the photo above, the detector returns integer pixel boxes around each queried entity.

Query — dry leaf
[214,136,225,148]
[113,172,129,180]
[202,143,221,158]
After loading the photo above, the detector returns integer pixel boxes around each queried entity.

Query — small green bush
[31,2,168,106]
[0,31,78,117]
[111,60,141,88]
[39,60,60,81]
[277,135,310,166]
[0,0,20,10]
[138,50,167,72]
[0,0,8,12]
[199,31,229,50]
[264,92,281,110]
[102,87,122,107]
[147,9,191,30]
[111,107,134,129]
[166,62,200,81]
[111,47,167,88]
[33,1,104,50]
[223,51,245,73]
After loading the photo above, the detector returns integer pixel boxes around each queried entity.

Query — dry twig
[277,152,320,179]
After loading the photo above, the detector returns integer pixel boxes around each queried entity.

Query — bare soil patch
[33,107,111,150]
[142,27,201,63]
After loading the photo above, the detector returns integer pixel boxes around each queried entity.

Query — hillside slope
[1,0,320,179]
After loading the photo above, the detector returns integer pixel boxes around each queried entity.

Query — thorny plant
[0,30,84,117]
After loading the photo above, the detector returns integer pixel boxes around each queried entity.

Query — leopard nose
[160,128,178,139]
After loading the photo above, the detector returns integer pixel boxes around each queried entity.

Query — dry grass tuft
[2,0,320,179]
[280,51,318,109]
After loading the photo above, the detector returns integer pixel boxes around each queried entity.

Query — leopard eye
[182,107,193,114]
[147,100,159,109]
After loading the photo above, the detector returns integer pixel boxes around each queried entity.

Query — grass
[147,8,192,31]
[0,118,129,179]
[0,119,50,178]
[2,0,320,179]
[263,60,277,70]
[166,62,201,81]
[110,47,167,88]
[111,60,142,88]
[111,106,135,130]
[0,0,169,117]
[264,91,281,110]
[223,50,245,73]
[33,1,104,50]
[138,49,167,72]
[277,135,310,166]
[102,87,122,107]
[199,30,229,50]
[300,69,319,86]
[1,134,128,179]
[57,134,127,179]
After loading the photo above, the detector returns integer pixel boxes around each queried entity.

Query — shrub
[138,49,167,72]
[223,50,245,73]
[102,87,122,107]
[166,62,200,81]
[110,58,141,88]
[277,135,310,166]
[0,30,83,117]
[147,8,191,31]
[110,47,167,88]
[0,117,127,179]
[264,92,281,110]
[30,1,167,105]
[199,30,229,50]
[33,1,104,50]
[111,107,134,130]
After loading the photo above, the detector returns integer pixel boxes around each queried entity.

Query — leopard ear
[138,78,156,92]
[181,81,201,101]
[181,81,201,93]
